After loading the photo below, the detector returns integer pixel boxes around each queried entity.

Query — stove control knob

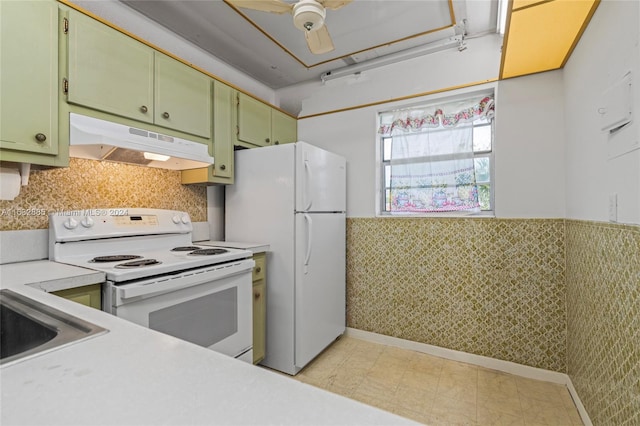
[81,216,94,228]
[181,215,190,224]
[172,215,181,224]
[63,217,78,230]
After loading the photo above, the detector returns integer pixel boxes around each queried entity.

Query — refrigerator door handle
[303,159,313,211]
[303,213,313,274]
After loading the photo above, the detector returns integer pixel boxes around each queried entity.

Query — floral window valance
[378,96,494,135]
[379,94,494,214]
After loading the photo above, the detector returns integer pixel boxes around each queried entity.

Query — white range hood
[69,113,214,170]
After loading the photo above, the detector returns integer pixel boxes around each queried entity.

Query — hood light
[143,152,170,162]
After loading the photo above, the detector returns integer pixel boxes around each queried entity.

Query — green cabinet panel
[235,92,297,149]
[181,80,234,185]
[237,92,272,147]
[154,53,211,138]
[67,9,154,124]
[52,284,102,310]
[271,109,297,145]
[0,0,58,157]
[252,252,267,365]
[253,280,266,364]
[212,81,234,180]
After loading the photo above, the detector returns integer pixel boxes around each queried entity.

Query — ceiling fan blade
[305,25,335,54]
[319,0,352,11]
[226,0,293,14]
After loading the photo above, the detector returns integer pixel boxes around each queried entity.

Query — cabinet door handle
[265,137,270,143]
[255,266,261,273]
[140,105,148,113]
[162,112,170,119]
[254,292,260,300]
[35,133,47,143]
[275,141,280,145]
[219,164,226,171]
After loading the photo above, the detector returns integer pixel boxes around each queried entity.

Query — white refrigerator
[225,142,346,375]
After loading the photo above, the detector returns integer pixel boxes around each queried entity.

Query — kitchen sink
[0,289,107,366]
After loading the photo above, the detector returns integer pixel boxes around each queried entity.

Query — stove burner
[171,246,202,252]
[90,255,142,263]
[188,248,229,256]
[115,259,162,268]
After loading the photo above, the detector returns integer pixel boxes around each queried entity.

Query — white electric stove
[49,208,255,362]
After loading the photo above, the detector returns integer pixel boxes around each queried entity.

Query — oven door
[106,260,254,360]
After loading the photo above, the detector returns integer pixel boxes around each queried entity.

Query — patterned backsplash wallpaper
[0,158,207,230]
[346,217,567,372]
[566,220,640,426]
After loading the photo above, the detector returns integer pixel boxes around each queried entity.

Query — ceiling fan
[226,0,352,54]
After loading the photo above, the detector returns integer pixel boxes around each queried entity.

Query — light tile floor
[290,336,584,425]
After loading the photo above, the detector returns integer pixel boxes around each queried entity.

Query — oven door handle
[119,261,254,299]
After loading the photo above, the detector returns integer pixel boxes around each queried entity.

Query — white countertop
[0,260,105,292]
[0,263,415,426]
[195,240,270,254]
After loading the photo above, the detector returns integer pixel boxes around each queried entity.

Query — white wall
[494,71,566,218]
[563,0,640,225]
[296,45,566,219]
[72,0,276,105]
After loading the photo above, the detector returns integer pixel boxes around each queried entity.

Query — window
[378,93,494,215]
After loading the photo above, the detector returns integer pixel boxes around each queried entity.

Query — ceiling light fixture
[320,35,465,83]
[292,0,326,32]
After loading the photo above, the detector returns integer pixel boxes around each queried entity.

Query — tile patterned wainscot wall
[346,217,567,372]
[0,158,207,230]
[566,220,640,426]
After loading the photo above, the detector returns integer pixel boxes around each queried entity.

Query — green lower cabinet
[52,284,102,310]
[252,280,266,364]
[252,252,267,364]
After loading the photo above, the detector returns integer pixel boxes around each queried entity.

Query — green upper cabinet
[66,10,211,139]
[181,80,234,185]
[235,92,297,148]
[67,9,154,124]
[236,92,272,147]
[154,53,211,138]
[0,0,59,158]
[271,109,297,145]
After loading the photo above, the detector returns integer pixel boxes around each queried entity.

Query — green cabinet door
[212,81,234,179]
[52,284,102,310]
[181,80,234,185]
[67,9,154,123]
[154,53,211,138]
[237,92,271,147]
[252,252,267,364]
[0,0,58,155]
[253,280,266,364]
[271,109,297,145]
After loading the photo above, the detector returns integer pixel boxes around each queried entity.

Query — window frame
[376,90,496,217]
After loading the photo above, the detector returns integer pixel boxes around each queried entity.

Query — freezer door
[294,212,346,370]
[295,142,346,212]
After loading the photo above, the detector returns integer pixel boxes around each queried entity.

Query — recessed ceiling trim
[223,0,457,69]
[512,0,554,12]
[498,0,514,80]
[298,78,498,120]
[560,0,600,68]
[448,0,457,25]
[499,0,600,80]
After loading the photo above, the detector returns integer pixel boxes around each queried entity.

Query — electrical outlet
[609,193,618,222]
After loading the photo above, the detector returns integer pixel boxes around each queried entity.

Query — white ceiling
[120,0,498,89]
